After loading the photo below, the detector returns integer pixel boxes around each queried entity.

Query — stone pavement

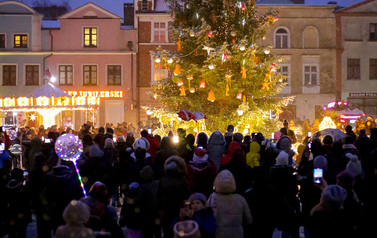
[0,213,304,238]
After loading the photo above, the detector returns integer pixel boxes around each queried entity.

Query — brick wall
[139,21,151,43]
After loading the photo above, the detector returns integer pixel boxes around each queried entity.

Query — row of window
[0,34,28,48]
[0,21,170,49]
[347,59,377,80]
[1,64,122,86]
[274,23,377,49]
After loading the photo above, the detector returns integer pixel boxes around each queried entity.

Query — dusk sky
[1,0,366,18]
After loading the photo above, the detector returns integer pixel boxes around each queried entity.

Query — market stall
[0,83,99,128]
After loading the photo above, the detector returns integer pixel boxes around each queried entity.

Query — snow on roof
[42,20,60,29]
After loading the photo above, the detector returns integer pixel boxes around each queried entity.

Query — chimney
[123,3,134,26]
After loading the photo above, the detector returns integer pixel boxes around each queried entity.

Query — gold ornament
[225,74,232,96]
[179,85,186,96]
[177,39,182,51]
[241,67,247,78]
[207,90,216,101]
[262,81,270,90]
[174,64,182,75]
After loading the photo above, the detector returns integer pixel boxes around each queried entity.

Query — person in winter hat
[187,148,217,198]
[131,137,151,159]
[309,184,355,238]
[246,141,261,168]
[345,153,362,177]
[157,156,190,238]
[172,192,216,238]
[119,182,144,238]
[314,155,328,171]
[207,131,225,170]
[276,136,295,166]
[233,133,243,144]
[207,170,252,238]
[55,200,94,238]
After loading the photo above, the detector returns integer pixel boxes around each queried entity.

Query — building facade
[0,1,50,128]
[0,1,138,130]
[133,0,175,126]
[336,0,377,119]
[257,3,338,123]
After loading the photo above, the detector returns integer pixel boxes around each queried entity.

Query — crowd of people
[0,121,376,238]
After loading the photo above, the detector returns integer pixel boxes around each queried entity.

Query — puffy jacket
[207,131,225,170]
[207,170,253,238]
[246,142,261,168]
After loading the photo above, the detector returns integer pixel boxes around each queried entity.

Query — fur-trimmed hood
[164,155,187,176]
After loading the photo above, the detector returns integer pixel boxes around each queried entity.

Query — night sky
[0,0,366,19]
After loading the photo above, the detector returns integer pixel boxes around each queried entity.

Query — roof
[336,0,375,13]
[256,0,300,4]
[42,20,60,29]
[58,2,122,19]
[0,0,39,14]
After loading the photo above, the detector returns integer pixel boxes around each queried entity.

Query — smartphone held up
[313,168,323,184]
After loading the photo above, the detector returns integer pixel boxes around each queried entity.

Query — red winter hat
[193,148,209,163]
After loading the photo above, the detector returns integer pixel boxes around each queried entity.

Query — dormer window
[84,27,97,47]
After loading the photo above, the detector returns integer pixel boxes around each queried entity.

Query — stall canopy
[30,83,72,98]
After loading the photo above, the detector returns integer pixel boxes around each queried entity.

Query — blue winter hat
[188,193,207,205]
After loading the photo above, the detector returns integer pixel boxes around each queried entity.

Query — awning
[30,83,72,98]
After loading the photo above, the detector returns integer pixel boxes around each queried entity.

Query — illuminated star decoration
[241,67,247,78]
[262,80,270,90]
[203,45,215,55]
[29,114,36,121]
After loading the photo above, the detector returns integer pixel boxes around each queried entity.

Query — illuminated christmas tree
[149,0,292,134]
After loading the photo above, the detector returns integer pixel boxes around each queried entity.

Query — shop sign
[64,90,124,98]
[349,92,377,97]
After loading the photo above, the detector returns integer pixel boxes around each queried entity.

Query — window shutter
[148,1,152,10]
[138,1,141,10]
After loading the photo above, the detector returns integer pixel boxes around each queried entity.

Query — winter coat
[43,165,84,232]
[80,195,124,238]
[246,142,261,168]
[6,179,31,225]
[269,165,299,212]
[207,170,252,238]
[310,209,355,238]
[207,131,225,170]
[157,156,190,238]
[220,142,240,166]
[55,200,94,238]
[145,136,160,163]
[187,158,217,198]
[28,136,42,170]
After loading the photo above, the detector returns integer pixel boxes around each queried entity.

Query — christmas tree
[149,0,292,135]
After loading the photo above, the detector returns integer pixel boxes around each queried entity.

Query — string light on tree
[149,0,291,133]
[319,116,337,131]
